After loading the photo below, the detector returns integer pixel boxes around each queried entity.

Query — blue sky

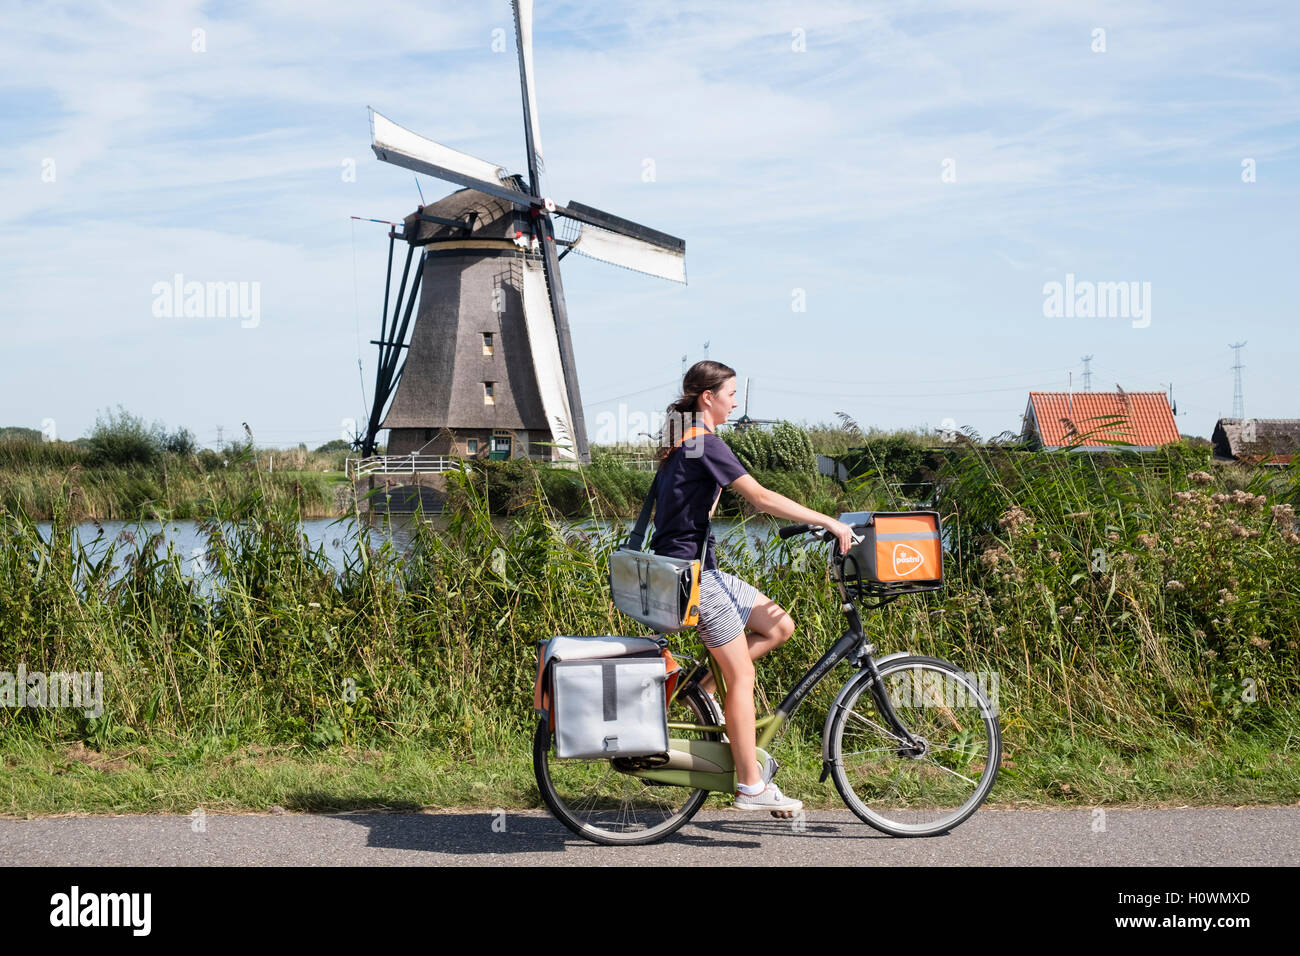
[1,0,1296,448]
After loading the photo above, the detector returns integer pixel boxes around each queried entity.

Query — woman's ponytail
[656,360,737,463]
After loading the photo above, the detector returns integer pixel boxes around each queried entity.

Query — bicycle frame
[627,600,924,793]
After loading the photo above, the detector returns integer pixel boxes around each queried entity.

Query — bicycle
[533,521,1001,845]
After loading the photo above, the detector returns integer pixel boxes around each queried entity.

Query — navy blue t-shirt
[650,426,748,571]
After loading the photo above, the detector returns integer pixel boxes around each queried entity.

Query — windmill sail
[512,0,545,173]
[567,223,687,283]
[370,109,527,207]
[521,257,578,460]
[557,200,687,283]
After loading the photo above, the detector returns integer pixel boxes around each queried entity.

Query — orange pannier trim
[870,513,943,582]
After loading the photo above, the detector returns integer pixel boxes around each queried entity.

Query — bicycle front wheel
[828,655,1000,836]
[533,683,723,846]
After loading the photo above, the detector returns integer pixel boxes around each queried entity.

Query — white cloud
[1,0,1297,440]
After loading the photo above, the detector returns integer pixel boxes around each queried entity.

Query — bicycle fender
[818,651,913,778]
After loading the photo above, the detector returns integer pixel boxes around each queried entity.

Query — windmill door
[489,433,512,460]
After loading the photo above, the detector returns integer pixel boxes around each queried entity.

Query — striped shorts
[696,569,760,648]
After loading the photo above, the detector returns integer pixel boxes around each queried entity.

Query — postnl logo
[892,543,925,577]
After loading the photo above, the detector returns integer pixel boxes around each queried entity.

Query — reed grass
[1,445,1297,813]
[0,440,347,520]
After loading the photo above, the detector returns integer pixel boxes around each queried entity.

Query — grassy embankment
[0,422,348,521]
[2,434,1297,816]
[1,418,873,521]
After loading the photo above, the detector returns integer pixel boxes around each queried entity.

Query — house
[1021,391,1180,451]
[1211,419,1299,466]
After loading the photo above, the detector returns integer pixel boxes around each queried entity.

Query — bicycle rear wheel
[533,683,722,846]
[828,655,1000,836]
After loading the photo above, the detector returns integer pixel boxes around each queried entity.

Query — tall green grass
[0,439,346,520]
[1,448,1296,805]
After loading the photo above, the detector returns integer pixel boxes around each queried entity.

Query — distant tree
[87,406,163,465]
[722,426,768,473]
[768,422,816,474]
[721,422,816,475]
[163,427,198,455]
[0,426,43,442]
[314,439,351,454]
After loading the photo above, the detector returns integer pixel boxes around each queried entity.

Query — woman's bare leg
[706,634,760,787]
[699,593,794,696]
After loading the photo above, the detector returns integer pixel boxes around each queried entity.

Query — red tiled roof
[1026,392,1180,448]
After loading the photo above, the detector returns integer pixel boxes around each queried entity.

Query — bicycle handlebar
[778,523,841,545]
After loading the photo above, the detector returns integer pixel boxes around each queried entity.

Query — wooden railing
[346,456,464,478]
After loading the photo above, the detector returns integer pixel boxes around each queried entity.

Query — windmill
[359,0,687,464]
[728,377,778,430]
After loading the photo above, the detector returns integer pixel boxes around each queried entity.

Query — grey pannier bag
[608,426,712,634]
[538,636,670,759]
[607,546,702,634]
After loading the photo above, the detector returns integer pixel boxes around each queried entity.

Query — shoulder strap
[624,425,713,554]
[626,471,659,552]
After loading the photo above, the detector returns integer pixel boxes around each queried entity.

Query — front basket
[836,510,945,599]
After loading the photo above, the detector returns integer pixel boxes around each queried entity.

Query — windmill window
[466,439,479,454]
[482,332,494,356]
[483,381,495,405]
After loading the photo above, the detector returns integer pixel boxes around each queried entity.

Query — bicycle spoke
[918,756,979,787]
[830,661,999,836]
[536,685,718,844]
[843,706,907,743]
[926,741,987,757]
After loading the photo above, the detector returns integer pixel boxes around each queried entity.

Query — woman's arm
[729,474,853,552]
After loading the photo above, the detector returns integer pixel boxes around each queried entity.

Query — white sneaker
[733,782,803,813]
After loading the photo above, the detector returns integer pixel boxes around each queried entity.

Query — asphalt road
[5,808,1298,865]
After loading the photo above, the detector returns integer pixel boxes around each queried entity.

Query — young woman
[652,361,852,812]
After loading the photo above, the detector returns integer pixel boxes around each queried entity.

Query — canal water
[32,515,789,572]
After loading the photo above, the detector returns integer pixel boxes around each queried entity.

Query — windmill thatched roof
[1211,419,1299,465]
[400,187,524,245]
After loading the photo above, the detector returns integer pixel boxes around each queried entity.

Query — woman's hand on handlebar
[779,518,855,554]
[823,518,854,555]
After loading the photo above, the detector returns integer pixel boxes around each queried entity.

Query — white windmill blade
[369,109,531,207]
[512,0,545,172]
[568,223,687,284]
[520,257,578,460]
